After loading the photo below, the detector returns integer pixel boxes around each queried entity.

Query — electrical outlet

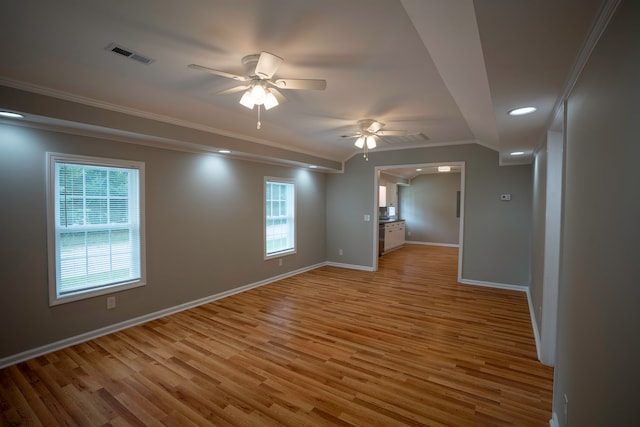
[278,258,283,267]
[339,249,343,256]
[107,296,116,310]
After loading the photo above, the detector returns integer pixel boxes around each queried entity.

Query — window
[264,177,295,258]
[47,153,145,305]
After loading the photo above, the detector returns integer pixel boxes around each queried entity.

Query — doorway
[373,162,465,280]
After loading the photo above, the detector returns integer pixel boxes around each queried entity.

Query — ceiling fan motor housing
[241,54,261,78]
[358,118,379,131]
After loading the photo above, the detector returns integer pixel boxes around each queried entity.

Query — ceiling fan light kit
[344,119,408,160]
[239,82,279,110]
[189,53,404,155]
[188,51,326,130]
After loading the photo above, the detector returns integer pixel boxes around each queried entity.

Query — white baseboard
[325,261,375,272]
[460,278,541,362]
[406,240,459,248]
[526,288,543,361]
[550,412,560,427]
[0,262,326,369]
[458,278,527,292]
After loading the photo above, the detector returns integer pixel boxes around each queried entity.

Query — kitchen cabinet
[380,220,405,254]
[378,185,387,207]
[387,183,398,207]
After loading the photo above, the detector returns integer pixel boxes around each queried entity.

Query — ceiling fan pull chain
[257,104,261,129]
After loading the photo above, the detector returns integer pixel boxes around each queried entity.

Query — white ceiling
[0,0,604,167]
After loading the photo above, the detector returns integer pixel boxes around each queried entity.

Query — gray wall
[399,172,461,244]
[531,142,548,339]
[553,0,640,424]
[327,144,533,286]
[0,124,326,359]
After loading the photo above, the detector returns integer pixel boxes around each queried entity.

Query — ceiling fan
[188,51,326,129]
[341,119,408,159]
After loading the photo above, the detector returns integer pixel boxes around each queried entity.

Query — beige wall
[0,124,327,360]
[399,172,461,245]
[326,144,532,286]
[552,0,640,424]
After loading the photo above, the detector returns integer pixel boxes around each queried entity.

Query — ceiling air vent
[105,43,154,65]
[382,132,429,144]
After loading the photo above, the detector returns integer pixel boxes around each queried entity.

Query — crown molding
[0,77,339,163]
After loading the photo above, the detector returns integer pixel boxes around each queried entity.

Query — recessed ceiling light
[437,166,451,172]
[416,168,422,172]
[508,106,537,116]
[510,151,525,156]
[0,111,25,119]
[218,149,231,154]
[309,165,318,169]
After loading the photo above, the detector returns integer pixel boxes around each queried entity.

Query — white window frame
[46,153,146,306]
[264,177,296,259]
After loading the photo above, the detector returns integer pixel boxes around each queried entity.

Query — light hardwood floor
[0,245,553,426]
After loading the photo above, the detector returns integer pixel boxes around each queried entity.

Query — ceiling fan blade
[340,133,361,139]
[377,130,408,136]
[269,87,288,105]
[216,85,249,95]
[188,64,248,81]
[273,78,327,90]
[255,51,283,79]
[367,120,384,133]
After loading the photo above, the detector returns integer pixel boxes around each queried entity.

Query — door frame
[372,161,466,280]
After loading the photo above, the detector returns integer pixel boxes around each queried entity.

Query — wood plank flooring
[0,245,554,426]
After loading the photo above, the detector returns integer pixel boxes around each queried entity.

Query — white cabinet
[397,221,405,245]
[379,185,387,207]
[387,183,398,207]
[382,220,405,253]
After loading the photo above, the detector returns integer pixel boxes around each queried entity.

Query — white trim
[458,278,527,292]
[342,140,481,163]
[459,279,542,362]
[0,77,338,163]
[536,0,622,155]
[527,287,543,361]
[46,152,147,306]
[373,161,465,279]
[539,130,563,367]
[325,262,375,272]
[457,164,466,283]
[406,240,459,248]
[0,262,325,369]
[263,177,297,260]
[550,412,560,427]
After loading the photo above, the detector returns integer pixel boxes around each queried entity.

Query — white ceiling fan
[188,51,326,128]
[341,119,408,159]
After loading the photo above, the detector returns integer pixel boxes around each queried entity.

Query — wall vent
[105,43,154,65]
[382,132,429,144]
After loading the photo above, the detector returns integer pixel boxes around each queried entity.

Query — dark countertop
[379,218,405,224]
